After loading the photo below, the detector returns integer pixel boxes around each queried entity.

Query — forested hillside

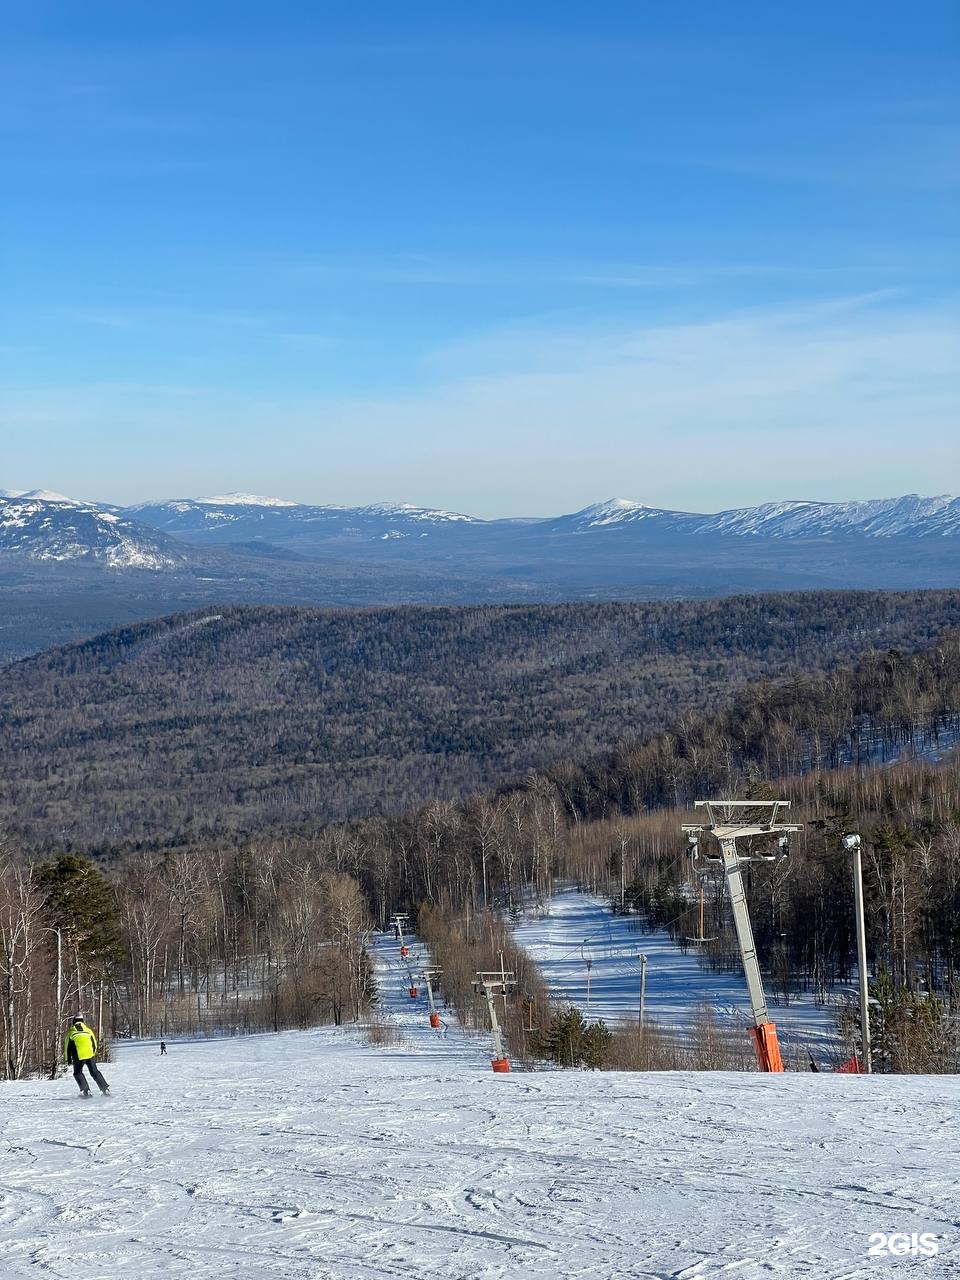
[4,630,959,1078]
[4,590,960,855]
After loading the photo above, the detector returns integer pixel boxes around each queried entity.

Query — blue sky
[2,2,957,514]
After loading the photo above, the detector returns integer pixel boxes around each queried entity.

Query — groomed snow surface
[2,929,958,1278]
[511,892,842,1065]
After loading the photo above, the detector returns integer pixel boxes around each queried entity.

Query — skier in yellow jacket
[64,1014,110,1096]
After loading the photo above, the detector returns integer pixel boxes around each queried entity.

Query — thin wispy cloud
[574,265,903,289]
[4,293,956,514]
[270,255,898,292]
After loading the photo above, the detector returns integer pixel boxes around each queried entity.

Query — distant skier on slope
[65,1014,110,1096]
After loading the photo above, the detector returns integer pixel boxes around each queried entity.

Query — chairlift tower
[473,970,516,1073]
[682,800,800,1073]
[421,967,443,1029]
[389,913,411,957]
[389,913,418,996]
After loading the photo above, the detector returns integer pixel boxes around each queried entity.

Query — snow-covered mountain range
[3,485,960,661]
[125,494,480,543]
[131,490,960,541]
[2,489,959,572]
[559,494,960,538]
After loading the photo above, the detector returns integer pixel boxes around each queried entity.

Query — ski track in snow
[512,891,844,1063]
[1,930,957,1278]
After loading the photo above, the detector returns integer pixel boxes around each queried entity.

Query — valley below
[4,591,960,855]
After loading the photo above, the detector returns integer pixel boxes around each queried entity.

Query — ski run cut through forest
[3,903,959,1278]
[511,891,841,1066]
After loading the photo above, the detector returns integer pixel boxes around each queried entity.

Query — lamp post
[842,833,872,1074]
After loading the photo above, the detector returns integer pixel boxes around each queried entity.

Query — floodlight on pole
[843,833,872,1073]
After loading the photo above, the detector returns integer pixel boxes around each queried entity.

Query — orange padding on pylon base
[491,1057,511,1073]
[429,1013,441,1029]
[750,1023,785,1072]
[837,1055,865,1074]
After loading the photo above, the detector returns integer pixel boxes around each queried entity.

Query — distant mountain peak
[580,497,646,514]
[357,502,478,523]
[196,493,300,507]
[565,498,665,528]
[0,494,180,569]
[6,488,81,505]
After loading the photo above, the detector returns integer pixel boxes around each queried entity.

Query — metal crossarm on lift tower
[682,800,801,1073]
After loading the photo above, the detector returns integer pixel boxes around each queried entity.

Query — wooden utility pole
[619,827,627,914]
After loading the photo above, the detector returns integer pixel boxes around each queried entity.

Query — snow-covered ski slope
[369,927,493,1066]
[3,1032,958,1277]
[513,891,843,1062]
[2,931,958,1278]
